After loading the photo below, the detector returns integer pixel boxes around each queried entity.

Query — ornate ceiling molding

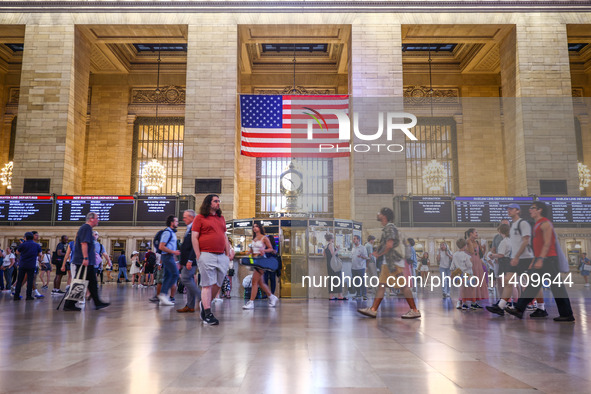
[1,1,591,13]
[131,86,185,105]
[254,86,336,95]
[403,85,460,104]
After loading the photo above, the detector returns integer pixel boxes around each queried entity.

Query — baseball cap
[506,203,520,210]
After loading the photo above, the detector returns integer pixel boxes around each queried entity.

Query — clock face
[281,172,302,191]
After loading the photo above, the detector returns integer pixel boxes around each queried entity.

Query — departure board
[539,197,591,224]
[455,197,533,224]
[0,195,53,223]
[412,197,453,224]
[136,196,177,223]
[55,196,134,223]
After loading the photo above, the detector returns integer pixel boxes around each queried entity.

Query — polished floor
[1,283,590,394]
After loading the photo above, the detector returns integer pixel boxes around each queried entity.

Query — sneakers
[170,297,175,302]
[526,304,535,311]
[268,294,279,307]
[553,315,575,322]
[585,283,590,287]
[157,294,174,306]
[243,300,254,310]
[486,304,505,316]
[357,307,377,318]
[401,310,421,319]
[95,302,110,310]
[52,289,65,294]
[203,313,219,326]
[471,303,483,309]
[530,308,548,318]
[199,301,205,321]
[456,301,462,309]
[362,296,368,300]
[149,296,159,303]
[42,285,48,289]
[34,294,45,299]
[461,304,469,310]
[505,307,524,319]
[212,298,223,304]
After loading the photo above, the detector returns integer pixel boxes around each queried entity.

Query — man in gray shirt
[351,235,369,299]
[436,242,453,298]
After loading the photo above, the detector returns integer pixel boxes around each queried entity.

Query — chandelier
[142,158,166,191]
[1,161,13,189]
[423,159,447,192]
[579,162,591,191]
[421,45,447,193]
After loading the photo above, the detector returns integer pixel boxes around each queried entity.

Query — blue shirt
[118,254,127,268]
[17,240,42,269]
[159,227,177,255]
[410,247,418,269]
[72,223,95,266]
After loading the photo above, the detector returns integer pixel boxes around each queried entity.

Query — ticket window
[308,226,331,257]
[334,229,353,260]
[111,240,126,270]
[566,240,583,266]
[230,229,253,257]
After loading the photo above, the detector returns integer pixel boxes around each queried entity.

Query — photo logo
[306,110,418,153]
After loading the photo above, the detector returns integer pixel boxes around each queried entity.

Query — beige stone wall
[85,77,132,194]
[185,24,237,217]
[351,23,404,231]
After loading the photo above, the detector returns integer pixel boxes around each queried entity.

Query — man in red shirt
[506,201,574,322]
[192,194,235,325]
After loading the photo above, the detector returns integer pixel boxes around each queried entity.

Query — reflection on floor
[1,284,590,394]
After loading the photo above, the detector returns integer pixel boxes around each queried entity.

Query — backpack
[515,218,535,253]
[146,252,157,266]
[153,228,173,254]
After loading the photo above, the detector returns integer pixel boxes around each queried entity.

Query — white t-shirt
[451,251,473,275]
[509,219,534,259]
[497,237,512,258]
[4,253,15,267]
[437,249,452,269]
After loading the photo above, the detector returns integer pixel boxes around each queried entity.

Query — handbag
[64,265,89,303]
[583,264,591,272]
[451,268,462,278]
[330,254,343,272]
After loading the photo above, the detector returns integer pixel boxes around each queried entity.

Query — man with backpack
[506,201,575,322]
[487,203,545,317]
[176,209,201,313]
[155,215,181,306]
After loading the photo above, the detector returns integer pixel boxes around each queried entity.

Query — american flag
[240,94,350,158]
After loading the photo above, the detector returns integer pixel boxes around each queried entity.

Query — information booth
[226,218,361,298]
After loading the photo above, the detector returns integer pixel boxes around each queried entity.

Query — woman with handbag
[324,233,346,300]
[242,223,279,309]
[129,251,142,287]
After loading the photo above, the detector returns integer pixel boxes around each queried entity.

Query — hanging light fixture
[421,44,447,193]
[1,161,13,190]
[141,50,166,192]
[579,162,590,191]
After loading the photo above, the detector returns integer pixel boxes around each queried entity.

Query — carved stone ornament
[254,86,335,95]
[403,85,459,104]
[131,85,185,104]
[8,88,19,105]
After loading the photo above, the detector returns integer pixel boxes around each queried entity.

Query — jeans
[118,266,129,281]
[351,268,366,296]
[264,271,276,294]
[2,267,14,289]
[14,267,35,299]
[180,265,201,309]
[161,254,179,295]
[440,267,451,296]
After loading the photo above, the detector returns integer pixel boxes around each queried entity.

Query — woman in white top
[2,248,16,291]
[129,251,142,287]
[243,223,279,310]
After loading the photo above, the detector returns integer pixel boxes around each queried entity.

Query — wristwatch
[83,257,88,260]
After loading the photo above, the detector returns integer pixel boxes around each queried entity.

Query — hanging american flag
[240,94,350,158]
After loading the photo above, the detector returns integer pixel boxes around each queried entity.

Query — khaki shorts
[197,252,230,287]
[378,263,405,288]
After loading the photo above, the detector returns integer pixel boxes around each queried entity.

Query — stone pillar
[499,23,578,196]
[184,24,237,217]
[13,25,90,194]
[579,114,591,196]
[84,81,132,195]
[350,23,405,229]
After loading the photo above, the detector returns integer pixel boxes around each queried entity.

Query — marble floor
[1,284,590,394]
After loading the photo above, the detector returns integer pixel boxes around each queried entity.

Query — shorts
[155,267,164,284]
[420,265,429,272]
[197,252,230,287]
[41,263,52,272]
[497,257,511,276]
[54,262,70,272]
[144,264,155,274]
[378,263,405,288]
[506,258,532,275]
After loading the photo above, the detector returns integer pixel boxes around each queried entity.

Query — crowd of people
[1,197,584,325]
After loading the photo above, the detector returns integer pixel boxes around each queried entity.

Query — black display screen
[55,196,134,223]
[412,197,453,224]
[539,197,591,224]
[455,197,533,224]
[136,196,177,223]
[0,195,53,223]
